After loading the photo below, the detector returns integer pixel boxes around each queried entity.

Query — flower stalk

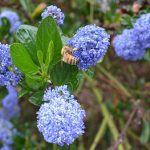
[97,65,131,97]
[84,72,125,150]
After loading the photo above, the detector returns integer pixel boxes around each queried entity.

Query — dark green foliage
[29,91,44,106]
[10,43,39,74]
[36,16,62,67]
[0,87,7,101]
[140,120,150,144]
[16,25,38,64]
[50,62,79,91]
[0,17,10,40]
[10,16,79,105]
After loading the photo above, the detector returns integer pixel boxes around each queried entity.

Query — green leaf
[29,91,43,106]
[19,0,34,15]
[0,87,7,101]
[25,74,44,90]
[36,16,62,67]
[61,35,70,45]
[18,89,30,99]
[144,48,150,62]
[10,43,39,74]
[140,120,150,144]
[85,68,94,77]
[16,25,38,64]
[37,50,44,67]
[45,41,54,71]
[0,17,10,39]
[121,15,133,28]
[50,62,79,91]
[13,134,25,150]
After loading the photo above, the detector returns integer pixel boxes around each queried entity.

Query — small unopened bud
[31,3,47,18]
[119,138,123,143]
[132,2,141,14]
[48,80,52,84]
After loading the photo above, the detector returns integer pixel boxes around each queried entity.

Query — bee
[61,45,78,65]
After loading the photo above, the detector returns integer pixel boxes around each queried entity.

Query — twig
[127,129,150,150]
[108,100,141,150]
[97,65,132,97]
[90,118,107,150]
[89,1,94,23]
[84,72,125,150]
[79,136,85,150]
[53,144,57,150]
[75,77,85,95]
[119,119,132,150]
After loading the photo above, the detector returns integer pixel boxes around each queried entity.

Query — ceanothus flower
[41,5,65,26]
[37,85,85,146]
[2,85,20,120]
[134,13,150,49]
[0,10,21,33]
[0,109,6,120]
[43,85,73,102]
[68,25,110,70]
[113,29,146,61]
[0,118,16,149]
[0,43,21,86]
[0,145,11,150]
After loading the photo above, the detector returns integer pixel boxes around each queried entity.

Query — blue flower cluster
[0,10,21,33]
[41,5,65,26]
[1,85,20,120]
[0,43,22,87]
[113,29,146,60]
[113,13,150,61]
[0,85,20,149]
[43,85,74,102]
[134,13,150,49]
[0,118,16,150]
[37,85,85,146]
[68,25,110,70]
[0,42,20,149]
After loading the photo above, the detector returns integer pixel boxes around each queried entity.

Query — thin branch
[108,100,141,150]
[90,118,107,150]
[84,72,125,150]
[127,129,150,150]
[97,65,132,97]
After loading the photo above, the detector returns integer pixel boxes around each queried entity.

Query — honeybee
[61,45,78,65]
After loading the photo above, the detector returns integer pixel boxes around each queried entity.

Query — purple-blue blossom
[2,85,20,120]
[43,85,73,102]
[113,29,146,61]
[68,25,110,70]
[0,145,11,150]
[37,85,85,146]
[0,10,21,33]
[0,118,16,149]
[41,5,65,26]
[0,109,6,120]
[0,43,21,86]
[134,13,150,49]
